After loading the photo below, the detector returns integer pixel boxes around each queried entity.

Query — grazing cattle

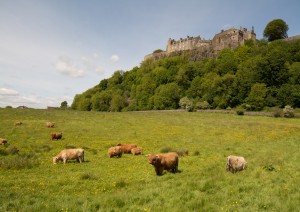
[0,138,8,145]
[52,149,84,164]
[146,152,179,175]
[15,121,22,126]
[226,155,247,173]
[117,143,137,154]
[131,147,143,156]
[46,122,55,128]
[50,132,62,141]
[108,146,123,158]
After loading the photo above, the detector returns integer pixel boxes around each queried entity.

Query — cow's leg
[155,167,163,175]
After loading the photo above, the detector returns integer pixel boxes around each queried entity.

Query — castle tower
[166,38,173,54]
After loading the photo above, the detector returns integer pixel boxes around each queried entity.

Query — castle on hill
[145,26,256,60]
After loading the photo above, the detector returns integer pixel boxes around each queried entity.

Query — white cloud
[16,96,41,105]
[0,92,74,109]
[81,54,108,75]
[0,94,40,108]
[55,56,84,78]
[44,96,73,107]
[0,88,19,96]
[0,88,40,107]
[110,54,120,62]
[95,66,105,75]
[81,56,94,70]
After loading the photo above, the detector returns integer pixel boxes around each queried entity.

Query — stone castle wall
[167,27,256,54]
[166,36,212,53]
[145,26,256,61]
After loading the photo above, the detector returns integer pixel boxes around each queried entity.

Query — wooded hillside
[71,39,300,111]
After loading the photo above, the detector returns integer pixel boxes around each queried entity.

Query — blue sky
[0,0,299,108]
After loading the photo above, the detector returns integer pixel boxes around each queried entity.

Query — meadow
[0,108,299,211]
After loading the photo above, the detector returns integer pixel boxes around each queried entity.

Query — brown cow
[46,122,55,128]
[108,146,123,158]
[226,155,247,173]
[131,147,143,156]
[146,152,179,175]
[52,149,84,164]
[117,143,137,154]
[50,132,62,141]
[0,138,8,145]
[15,121,22,126]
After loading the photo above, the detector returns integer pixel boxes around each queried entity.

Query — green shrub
[272,107,282,118]
[179,97,193,111]
[153,49,163,53]
[176,148,189,156]
[114,178,127,188]
[7,146,19,155]
[236,108,245,115]
[34,144,52,153]
[241,103,252,111]
[80,173,98,180]
[283,105,295,118]
[0,148,8,156]
[160,146,175,153]
[90,149,98,155]
[263,164,276,171]
[195,101,210,110]
[0,154,39,169]
[193,150,200,156]
[160,147,188,156]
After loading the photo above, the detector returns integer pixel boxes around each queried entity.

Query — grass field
[0,108,299,211]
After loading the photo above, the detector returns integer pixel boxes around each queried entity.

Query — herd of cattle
[1,121,248,175]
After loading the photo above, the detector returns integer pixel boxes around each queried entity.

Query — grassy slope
[0,109,299,211]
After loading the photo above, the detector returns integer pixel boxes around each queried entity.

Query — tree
[79,98,91,111]
[230,57,261,107]
[110,94,126,112]
[71,94,80,109]
[91,91,112,111]
[263,19,289,42]
[153,49,163,53]
[258,44,289,87]
[215,48,237,75]
[277,84,300,108]
[245,83,267,111]
[107,70,124,89]
[153,83,180,110]
[60,101,68,109]
[135,75,156,110]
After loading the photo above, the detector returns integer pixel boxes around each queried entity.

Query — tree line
[71,37,300,112]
